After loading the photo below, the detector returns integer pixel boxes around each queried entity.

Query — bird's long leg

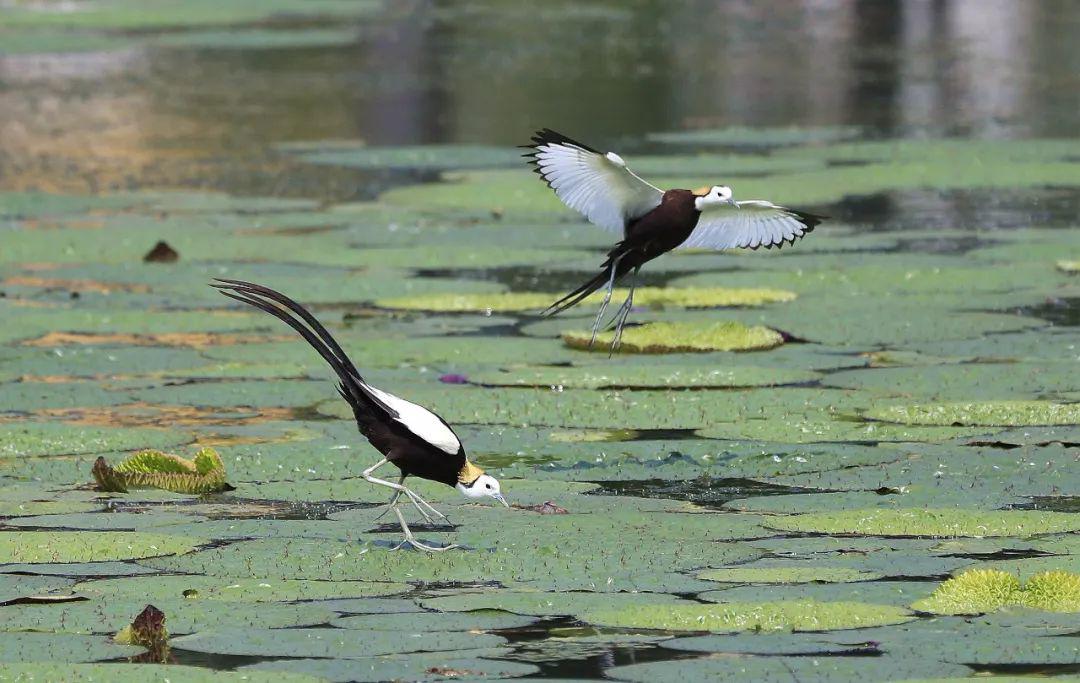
[588,254,624,349]
[372,472,406,521]
[608,266,640,355]
[362,460,455,547]
[391,507,459,552]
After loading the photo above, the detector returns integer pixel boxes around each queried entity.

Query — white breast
[365,385,461,454]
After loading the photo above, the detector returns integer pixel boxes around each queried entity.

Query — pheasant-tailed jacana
[525,129,824,350]
[212,279,507,552]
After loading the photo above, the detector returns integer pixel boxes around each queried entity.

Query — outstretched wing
[525,128,663,234]
[679,200,823,250]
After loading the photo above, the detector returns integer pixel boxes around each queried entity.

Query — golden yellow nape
[693,185,712,195]
[457,460,485,484]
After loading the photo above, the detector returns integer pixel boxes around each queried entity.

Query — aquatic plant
[92,448,230,494]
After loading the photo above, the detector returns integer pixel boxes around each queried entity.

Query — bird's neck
[457,460,484,485]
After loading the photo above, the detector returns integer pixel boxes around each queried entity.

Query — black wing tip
[525,127,600,154]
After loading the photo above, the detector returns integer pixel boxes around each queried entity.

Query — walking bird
[212,279,507,552]
[525,129,824,350]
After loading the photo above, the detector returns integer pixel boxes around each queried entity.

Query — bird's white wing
[527,129,662,234]
[679,200,821,250]
[364,385,461,455]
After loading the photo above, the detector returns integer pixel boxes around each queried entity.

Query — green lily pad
[646,125,862,148]
[0,597,334,635]
[0,574,75,603]
[867,401,1080,427]
[0,423,191,457]
[697,567,883,584]
[376,287,795,313]
[701,581,937,609]
[827,364,1080,401]
[469,364,819,389]
[766,509,1080,538]
[419,590,688,617]
[0,663,323,682]
[170,627,505,658]
[4,511,202,530]
[563,321,784,353]
[0,633,142,663]
[582,600,913,633]
[240,650,538,683]
[73,575,408,603]
[291,144,522,171]
[0,531,205,563]
[154,28,359,50]
[607,655,965,683]
[331,611,535,632]
[0,561,161,577]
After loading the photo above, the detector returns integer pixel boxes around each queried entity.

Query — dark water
[2,0,1078,198]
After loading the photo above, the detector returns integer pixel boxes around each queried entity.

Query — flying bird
[525,128,824,350]
[212,279,507,552]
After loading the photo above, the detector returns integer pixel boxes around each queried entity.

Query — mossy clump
[376,287,795,313]
[913,568,1080,615]
[866,401,1080,427]
[563,321,784,354]
[93,447,230,494]
[1056,260,1080,274]
[911,569,1022,615]
[1021,570,1080,612]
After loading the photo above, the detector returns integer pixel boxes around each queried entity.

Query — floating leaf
[563,321,784,353]
[0,531,204,563]
[469,364,817,389]
[0,423,190,458]
[698,567,883,584]
[239,650,537,683]
[766,509,1080,538]
[582,600,913,633]
[866,401,1080,427]
[331,611,535,632]
[0,633,142,663]
[646,125,862,148]
[376,287,795,312]
[0,663,322,682]
[74,576,408,603]
[419,590,688,617]
[170,627,505,659]
[93,447,230,494]
[290,144,522,171]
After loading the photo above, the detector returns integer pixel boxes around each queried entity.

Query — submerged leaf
[563,321,784,353]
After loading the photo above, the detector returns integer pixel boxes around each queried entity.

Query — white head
[456,474,509,507]
[694,185,734,210]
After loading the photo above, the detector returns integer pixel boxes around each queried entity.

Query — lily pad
[581,600,914,633]
[376,287,795,313]
[291,144,522,171]
[469,364,819,389]
[419,590,688,617]
[0,597,334,635]
[72,576,408,603]
[331,611,535,632]
[766,509,1080,538]
[0,633,142,663]
[697,567,883,584]
[240,650,538,682]
[646,125,862,148]
[170,627,505,659]
[563,321,784,353]
[867,401,1080,427]
[607,655,965,683]
[0,531,205,563]
[0,663,322,682]
[0,574,75,603]
[0,423,191,457]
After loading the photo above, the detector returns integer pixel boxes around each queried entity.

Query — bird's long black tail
[542,244,634,317]
[210,279,388,415]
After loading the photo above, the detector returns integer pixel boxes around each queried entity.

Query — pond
[1,1,1078,681]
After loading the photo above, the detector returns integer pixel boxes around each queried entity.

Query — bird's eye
[485,484,492,489]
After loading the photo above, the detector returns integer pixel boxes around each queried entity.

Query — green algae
[912,568,1080,614]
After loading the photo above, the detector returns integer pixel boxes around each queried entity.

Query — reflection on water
[1,0,1077,198]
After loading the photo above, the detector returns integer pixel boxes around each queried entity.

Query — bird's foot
[391,536,460,552]
[405,490,451,526]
